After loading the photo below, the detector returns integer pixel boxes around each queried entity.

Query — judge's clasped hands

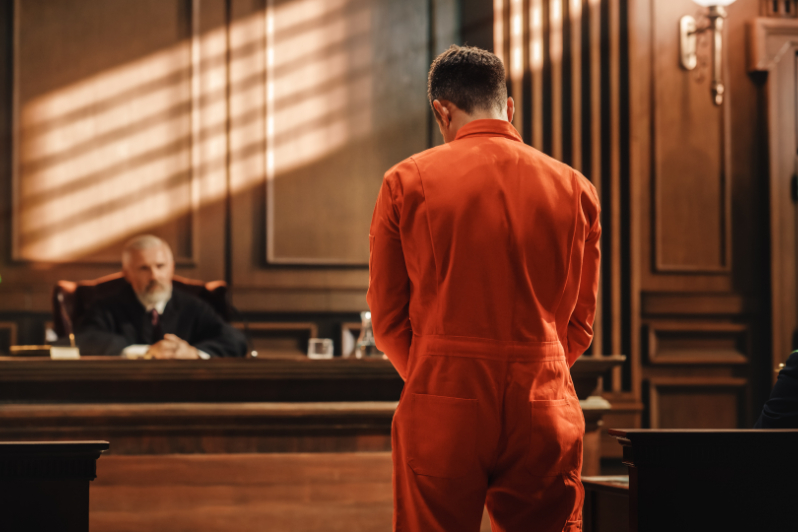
[147,334,200,359]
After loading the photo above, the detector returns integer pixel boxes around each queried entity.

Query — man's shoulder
[170,288,211,309]
[169,288,224,320]
[89,284,139,313]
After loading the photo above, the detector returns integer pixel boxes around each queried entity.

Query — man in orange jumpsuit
[368,45,601,532]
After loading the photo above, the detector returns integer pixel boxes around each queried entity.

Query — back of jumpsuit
[367,119,601,532]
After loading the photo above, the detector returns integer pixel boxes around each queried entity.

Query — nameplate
[50,347,81,360]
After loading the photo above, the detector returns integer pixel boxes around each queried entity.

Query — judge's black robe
[755,350,798,428]
[75,284,247,357]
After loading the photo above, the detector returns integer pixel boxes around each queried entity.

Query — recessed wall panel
[12,0,196,263]
[266,0,429,264]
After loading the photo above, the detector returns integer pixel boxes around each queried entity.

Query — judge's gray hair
[122,235,174,268]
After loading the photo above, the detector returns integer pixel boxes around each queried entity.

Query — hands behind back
[147,334,200,359]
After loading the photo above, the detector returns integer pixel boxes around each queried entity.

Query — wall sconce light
[680,0,737,106]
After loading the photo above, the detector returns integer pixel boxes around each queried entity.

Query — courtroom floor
[90,453,493,532]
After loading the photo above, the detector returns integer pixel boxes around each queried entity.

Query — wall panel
[648,378,748,429]
[13,0,196,263]
[645,322,749,365]
[0,0,228,311]
[630,0,769,436]
[651,0,730,273]
[230,0,456,310]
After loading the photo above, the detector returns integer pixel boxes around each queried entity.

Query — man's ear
[432,100,450,128]
[506,97,515,123]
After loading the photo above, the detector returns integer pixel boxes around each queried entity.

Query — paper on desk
[122,345,150,359]
[50,346,80,360]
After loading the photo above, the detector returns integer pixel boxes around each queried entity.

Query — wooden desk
[609,429,798,532]
[0,441,109,532]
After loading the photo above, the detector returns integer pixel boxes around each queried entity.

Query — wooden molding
[645,321,749,365]
[748,17,798,72]
[641,292,754,316]
[0,322,18,354]
[747,17,798,378]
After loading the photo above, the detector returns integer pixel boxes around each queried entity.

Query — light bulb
[691,0,736,5]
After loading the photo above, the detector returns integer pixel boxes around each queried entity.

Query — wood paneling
[90,453,496,532]
[0,0,227,311]
[627,0,769,439]
[90,453,396,532]
[646,322,749,364]
[12,0,197,263]
[648,377,748,428]
[264,0,428,265]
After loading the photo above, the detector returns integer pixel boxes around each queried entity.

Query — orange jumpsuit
[367,119,601,532]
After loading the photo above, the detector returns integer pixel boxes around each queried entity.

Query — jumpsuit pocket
[526,397,584,477]
[404,393,479,479]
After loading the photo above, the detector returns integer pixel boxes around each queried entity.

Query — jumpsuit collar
[454,119,523,142]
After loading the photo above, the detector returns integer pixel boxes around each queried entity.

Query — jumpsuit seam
[553,169,582,351]
[488,359,511,480]
[410,156,442,337]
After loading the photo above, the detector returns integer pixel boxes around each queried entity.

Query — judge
[75,235,247,358]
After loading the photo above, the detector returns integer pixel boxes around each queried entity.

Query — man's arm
[191,302,248,358]
[565,183,602,366]
[367,173,412,380]
[755,351,798,428]
[75,305,129,356]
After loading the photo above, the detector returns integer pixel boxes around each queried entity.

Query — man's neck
[444,112,507,143]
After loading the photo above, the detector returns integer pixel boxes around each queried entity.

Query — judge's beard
[136,281,173,310]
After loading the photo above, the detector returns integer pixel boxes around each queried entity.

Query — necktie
[151,309,163,344]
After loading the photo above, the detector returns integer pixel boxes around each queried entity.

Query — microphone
[57,292,77,347]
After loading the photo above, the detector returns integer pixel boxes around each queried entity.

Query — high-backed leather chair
[52,273,230,338]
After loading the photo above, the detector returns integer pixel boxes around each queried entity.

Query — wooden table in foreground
[582,476,629,532]
[609,429,798,532]
[0,441,109,532]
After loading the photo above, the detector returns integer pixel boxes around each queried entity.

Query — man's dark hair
[427,45,507,117]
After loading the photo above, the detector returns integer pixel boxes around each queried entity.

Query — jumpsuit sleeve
[565,182,602,367]
[367,173,412,380]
